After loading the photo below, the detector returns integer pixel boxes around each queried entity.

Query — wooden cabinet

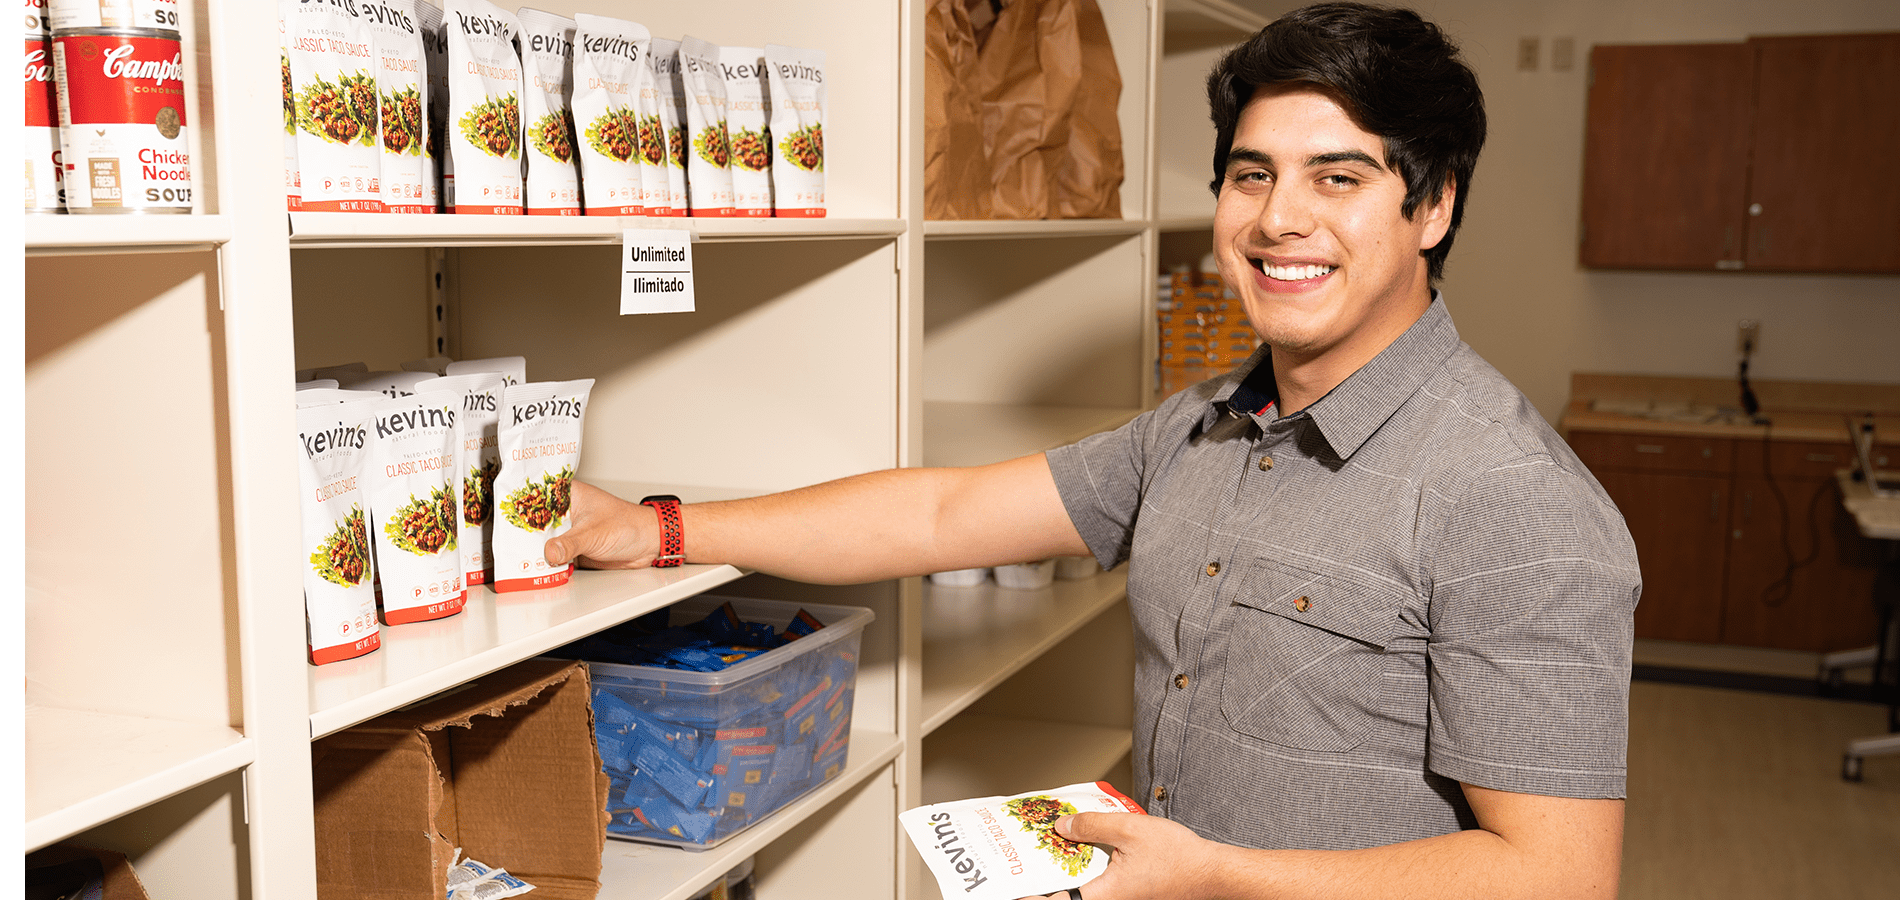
[1580,32,1900,274]
[1571,430,1890,651]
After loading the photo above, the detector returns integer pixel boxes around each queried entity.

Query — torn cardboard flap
[313,658,610,900]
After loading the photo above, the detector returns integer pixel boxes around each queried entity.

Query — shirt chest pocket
[1218,560,1404,752]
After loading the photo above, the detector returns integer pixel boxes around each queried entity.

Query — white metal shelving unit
[23,1,1263,898]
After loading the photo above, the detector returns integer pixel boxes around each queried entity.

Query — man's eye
[1229,171,1271,191]
[1320,174,1360,188]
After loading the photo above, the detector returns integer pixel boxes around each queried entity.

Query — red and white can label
[52,28,191,212]
[48,0,179,33]
[24,34,63,211]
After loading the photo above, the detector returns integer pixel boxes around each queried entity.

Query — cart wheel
[1843,754,1864,782]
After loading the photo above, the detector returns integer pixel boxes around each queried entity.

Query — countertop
[1559,373,1900,445]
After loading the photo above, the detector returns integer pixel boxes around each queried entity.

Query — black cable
[1756,422,1827,609]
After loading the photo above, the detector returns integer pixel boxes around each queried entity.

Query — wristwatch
[639,494,684,567]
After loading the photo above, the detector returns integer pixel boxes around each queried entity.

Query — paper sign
[621,228,695,315]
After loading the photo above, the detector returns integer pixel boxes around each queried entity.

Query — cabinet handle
[1635,444,1666,454]
[1805,453,1837,463]
[1710,491,1723,521]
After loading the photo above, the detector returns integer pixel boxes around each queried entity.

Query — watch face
[641,494,682,505]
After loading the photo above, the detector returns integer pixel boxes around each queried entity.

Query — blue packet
[780,607,825,641]
[626,785,722,844]
[626,722,714,808]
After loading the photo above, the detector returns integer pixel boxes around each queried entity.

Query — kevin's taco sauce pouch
[363,0,430,212]
[517,7,581,215]
[295,393,383,664]
[279,0,300,210]
[286,0,386,212]
[444,0,522,214]
[572,13,648,216]
[719,45,772,217]
[649,37,689,216]
[492,378,594,593]
[900,782,1147,900]
[677,36,733,216]
[366,388,467,624]
[414,372,504,586]
[765,44,825,217]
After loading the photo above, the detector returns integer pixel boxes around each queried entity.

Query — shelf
[288,212,907,248]
[25,705,253,852]
[598,729,903,900]
[922,218,1149,241]
[1164,0,1269,35]
[24,214,233,256]
[1155,214,1216,232]
[922,402,1141,469]
[308,563,747,739]
[921,714,1132,804]
[920,569,1129,734]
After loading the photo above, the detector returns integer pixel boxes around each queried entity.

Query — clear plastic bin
[552,595,873,850]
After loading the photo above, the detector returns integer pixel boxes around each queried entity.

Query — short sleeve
[1423,456,1641,799]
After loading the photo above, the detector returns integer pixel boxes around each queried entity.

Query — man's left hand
[1032,812,1220,900]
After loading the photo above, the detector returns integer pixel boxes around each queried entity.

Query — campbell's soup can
[48,0,178,33]
[25,33,63,211]
[52,27,191,213]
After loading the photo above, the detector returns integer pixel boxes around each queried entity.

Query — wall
[1235,0,1900,421]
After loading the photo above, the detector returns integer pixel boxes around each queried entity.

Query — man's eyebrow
[1307,149,1385,171]
[1224,148,1272,172]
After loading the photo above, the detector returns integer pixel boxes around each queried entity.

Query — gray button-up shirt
[1046,297,1639,851]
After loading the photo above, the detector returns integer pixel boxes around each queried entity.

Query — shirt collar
[1209,293,1461,460]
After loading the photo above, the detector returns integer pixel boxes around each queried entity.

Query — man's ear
[1418,176,1456,251]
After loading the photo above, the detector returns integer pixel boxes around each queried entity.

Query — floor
[1619,640,1900,899]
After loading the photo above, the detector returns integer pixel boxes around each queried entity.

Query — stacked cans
[39,0,193,213]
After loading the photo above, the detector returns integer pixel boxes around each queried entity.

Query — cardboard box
[25,846,154,900]
[311,658,609,900]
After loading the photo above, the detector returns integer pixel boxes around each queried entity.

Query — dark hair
[1206,3,1486,280]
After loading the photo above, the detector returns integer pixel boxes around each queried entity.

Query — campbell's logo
[452,10,510,39]
[24,47,50,82]
[302,422,368,456]
[100,44,183,86]
[580,32,639,62]
[774,60,823,83]
[375,405,455,438]
[511,396,583,424]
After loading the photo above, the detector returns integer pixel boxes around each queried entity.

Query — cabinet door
[1579,43,1753,270]
[1720,440,1885,651]
[1594,469,1732,643]
[1745,33,1900,274]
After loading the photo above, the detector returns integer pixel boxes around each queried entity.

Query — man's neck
[1267,288,1433,415]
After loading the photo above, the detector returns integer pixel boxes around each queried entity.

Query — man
[547,4,1639,898]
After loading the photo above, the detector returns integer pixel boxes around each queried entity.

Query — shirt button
[1153,786,1168,802]
[1205,561,1220,577]
[1294,595,1312,612]
[1174,674,1189,689]
[1259,455,1274,470]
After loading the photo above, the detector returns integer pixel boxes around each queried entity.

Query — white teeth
[1261,263,1335,281]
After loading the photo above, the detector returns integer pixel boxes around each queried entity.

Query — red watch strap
[641,496,684,567]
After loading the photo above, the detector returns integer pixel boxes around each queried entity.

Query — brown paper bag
[973,0,1122,219]
[1051,0,1122,218]
[925,0,994,219]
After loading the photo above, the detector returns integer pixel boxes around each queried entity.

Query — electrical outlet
[1517,37,1540,71]
[1737,319,1761,353]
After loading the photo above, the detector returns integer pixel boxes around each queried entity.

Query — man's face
[1213,85,1452,371]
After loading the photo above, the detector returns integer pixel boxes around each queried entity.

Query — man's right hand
[542,481,663,570]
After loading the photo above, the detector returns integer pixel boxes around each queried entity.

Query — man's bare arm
[543,453,1092,584]
[1044,784,1623,900]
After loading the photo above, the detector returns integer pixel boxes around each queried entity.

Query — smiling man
[546,4,1639,899]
